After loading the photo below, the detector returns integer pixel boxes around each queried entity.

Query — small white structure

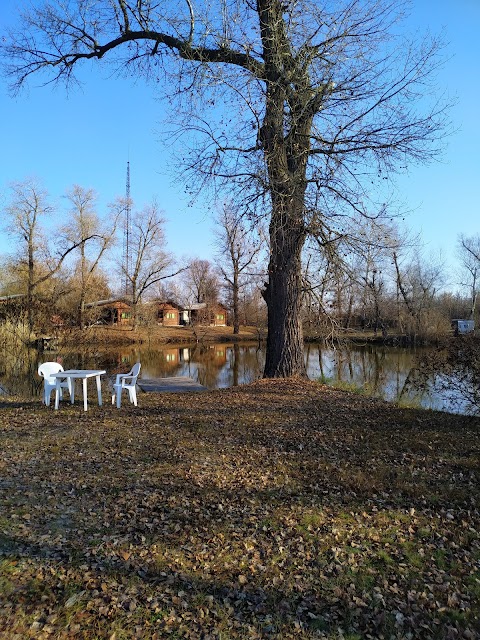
[451,319,475,335]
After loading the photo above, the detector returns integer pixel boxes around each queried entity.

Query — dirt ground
[65,324,266,347]
[0,378,479,639]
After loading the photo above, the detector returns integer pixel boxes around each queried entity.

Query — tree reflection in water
[412,337,480,416]
[2,340,478,415]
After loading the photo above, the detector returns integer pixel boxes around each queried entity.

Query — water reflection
[305,344,439,409]
[137,343,265,390]
[2,341,477,415]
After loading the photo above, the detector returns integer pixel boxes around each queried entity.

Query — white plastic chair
[38,362,72,407]
[111,362,141,408]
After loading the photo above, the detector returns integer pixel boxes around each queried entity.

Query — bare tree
[2,0,449,376]
[457,234,480,321]
[215,203,263,334]
[3,178,52,333]
[302,245,336,337]
[393,249,446,341]
[302,219,400,337]
[2,178,95,332]
[182,258,220,305]
[124,200,176,329]
[348,220,402,335]
[61,185,119,329]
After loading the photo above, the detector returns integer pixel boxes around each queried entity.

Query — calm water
[2,340,478,415]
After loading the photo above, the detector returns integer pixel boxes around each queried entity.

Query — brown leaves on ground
[0,379,478,639]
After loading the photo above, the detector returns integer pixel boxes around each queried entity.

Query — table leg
[54,380,61,410]
[96,375,103,406]
[82,378,88,411]
[70,379,75,404]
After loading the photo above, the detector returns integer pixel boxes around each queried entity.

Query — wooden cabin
[156,301,182,326]
[85,298,132,325]
[211,303,228,327]
[183,302,228,327]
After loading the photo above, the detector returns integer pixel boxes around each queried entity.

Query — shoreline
[55,324,464,349]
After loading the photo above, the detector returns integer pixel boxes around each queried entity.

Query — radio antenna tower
[123,161,132,296]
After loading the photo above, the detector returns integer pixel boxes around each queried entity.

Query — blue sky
[0,0,479,288]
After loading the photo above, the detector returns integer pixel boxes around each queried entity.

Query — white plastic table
[51,369,106,411]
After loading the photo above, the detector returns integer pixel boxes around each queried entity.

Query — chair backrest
[130,362,141,380]
[38,362,64,384]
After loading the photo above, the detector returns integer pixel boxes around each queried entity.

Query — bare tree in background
[3,178,94,332]
[61,185,119,329]
[457,234,480,321]
[215,204,263,334]
[348,220,402,335]
[302,219,400,337]
[2,0,449,376]
[125,200,175,330]
[183,259,220,305]
[393,249,447,341]
[302,245,335,337]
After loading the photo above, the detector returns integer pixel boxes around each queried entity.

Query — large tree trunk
[263,204,307,377]
[259,69,311,377]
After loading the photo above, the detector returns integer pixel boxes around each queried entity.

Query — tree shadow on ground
[0,381,478,638]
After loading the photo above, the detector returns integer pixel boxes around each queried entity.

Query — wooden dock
[137,377,207,393]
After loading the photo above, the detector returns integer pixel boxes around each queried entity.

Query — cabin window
[166,312,176,319]
[216,314,224,321]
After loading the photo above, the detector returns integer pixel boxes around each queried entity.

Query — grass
[317,375,373,396]
[0,378,478,639]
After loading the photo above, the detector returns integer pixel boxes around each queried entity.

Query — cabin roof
[85,298,131,308]
[184,302,227,311]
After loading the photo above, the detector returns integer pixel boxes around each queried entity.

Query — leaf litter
[0,378,478,639]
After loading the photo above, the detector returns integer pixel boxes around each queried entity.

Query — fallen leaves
[0,378,478,638]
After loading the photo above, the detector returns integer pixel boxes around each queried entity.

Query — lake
[2,340,478,415]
